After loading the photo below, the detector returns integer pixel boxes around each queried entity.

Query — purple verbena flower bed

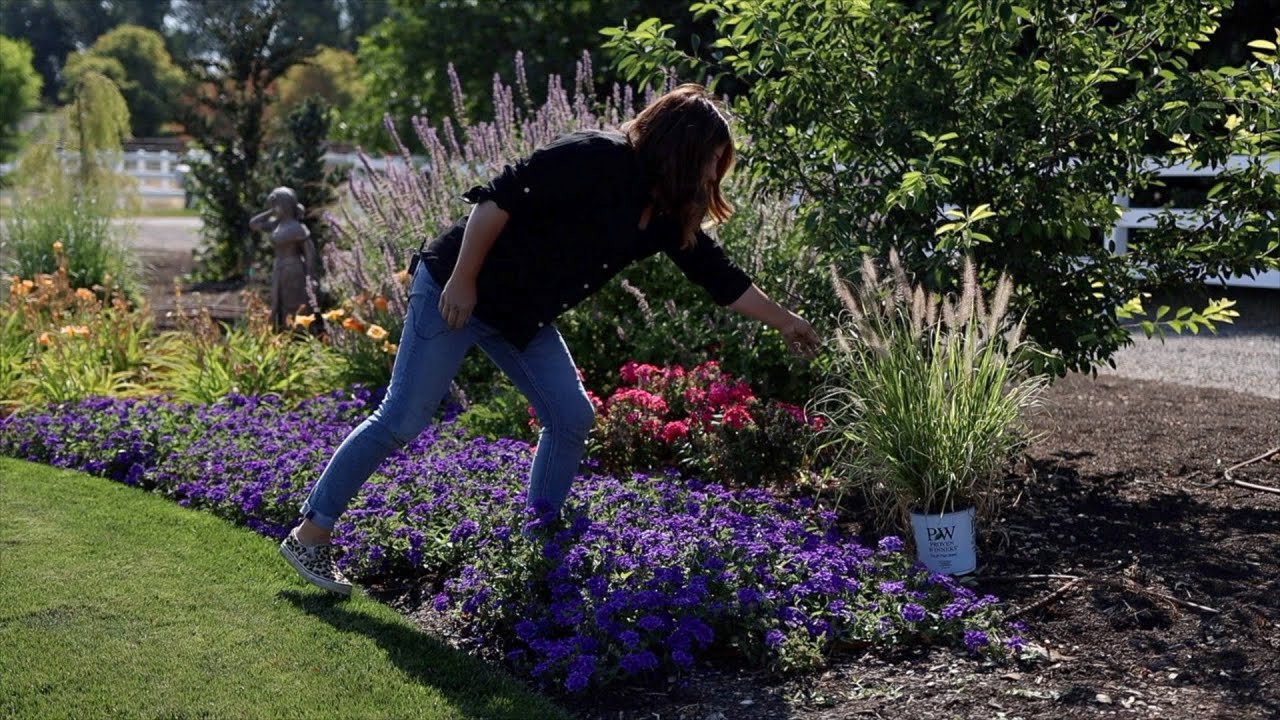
[0,388,1024,693]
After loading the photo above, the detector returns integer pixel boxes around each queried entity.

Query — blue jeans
[299,267,595,530]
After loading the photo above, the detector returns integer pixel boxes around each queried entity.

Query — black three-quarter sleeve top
[421,129,754,351]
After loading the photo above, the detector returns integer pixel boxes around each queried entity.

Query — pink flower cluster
[577,361,824,486]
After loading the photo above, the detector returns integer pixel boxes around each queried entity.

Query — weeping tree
[1,70,140,294]
[179,0,312,282]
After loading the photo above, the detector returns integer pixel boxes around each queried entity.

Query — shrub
[1,70,140,299]
[814,253,1049,532]
[149,292,343,405]
[605,0,1277,376]
[570,361,821,490]
[305,281,407,389]
[1,247,151,409]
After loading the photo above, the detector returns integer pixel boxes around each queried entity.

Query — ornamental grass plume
[816,252,1049,531]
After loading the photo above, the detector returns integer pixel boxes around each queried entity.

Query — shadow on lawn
[983,459,1280,717]
[277,590,560,718]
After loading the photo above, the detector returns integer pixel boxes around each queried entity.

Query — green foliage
[150,294,342,405]
[267,96,346,266]
[814,254,1048,531]
[0,35,43,162]
[605,0,1280,376]
[179,1,313,282]
[453,379,537,443]
[61,25,187,137]
[273,46,365,137]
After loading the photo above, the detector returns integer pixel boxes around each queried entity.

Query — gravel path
[1095,289,1280,400]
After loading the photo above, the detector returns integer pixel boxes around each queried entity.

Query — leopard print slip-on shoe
[279,529,353,596]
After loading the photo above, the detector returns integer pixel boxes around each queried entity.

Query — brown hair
[622,84,735,249]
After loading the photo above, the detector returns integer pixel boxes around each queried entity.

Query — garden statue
[250,186,318,329]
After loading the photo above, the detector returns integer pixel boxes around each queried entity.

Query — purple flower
[901,603,927,623]
[619,651,659,674]
[877,536,905,553]
[877,580,906,594]
[765,629,786,648]
[964,630,990,652]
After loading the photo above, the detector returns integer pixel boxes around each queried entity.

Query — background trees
[61,25,186,137]
[179,0,313,281]
[0,35,43,163]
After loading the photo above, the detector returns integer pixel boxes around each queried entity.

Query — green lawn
[0,458,568,720]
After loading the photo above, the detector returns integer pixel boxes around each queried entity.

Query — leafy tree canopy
[0,35,43,162]
[605,0,1280,376]
[61,24,187,137]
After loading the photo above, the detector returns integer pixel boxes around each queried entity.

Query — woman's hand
[438,277,477,330]
[781,312,821,358]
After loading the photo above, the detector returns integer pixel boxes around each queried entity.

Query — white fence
[2,150,1276,288]
[1110,156,1280,289]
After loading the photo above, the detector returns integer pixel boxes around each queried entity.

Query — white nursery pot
[910,506,978,575]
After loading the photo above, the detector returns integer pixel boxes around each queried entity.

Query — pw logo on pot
[927,526,956,542]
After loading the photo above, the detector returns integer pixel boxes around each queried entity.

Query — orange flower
[366,324,389,341]
[342,317,366,333]
[322,308,345,322]
[10,279,31,297]
[58,325,90,337]
[373,296,389,312]
[37,332,52,346]
[52,241,64,253]
[381,341,398,355]
[292,314,317,329]
[75,288,95,301]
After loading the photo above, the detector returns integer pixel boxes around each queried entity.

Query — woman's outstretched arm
[729,285,821,358]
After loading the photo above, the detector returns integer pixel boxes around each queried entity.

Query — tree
[166,0,372,58]
[179,0,313,282]
[0,35,43,162]
[0,0,75,104]
[272,46,365,138]
[0,0,173,103]
[268,96,346,266]
[350,0,715,149]
[61,25,187,137]
[605,0,1280,376]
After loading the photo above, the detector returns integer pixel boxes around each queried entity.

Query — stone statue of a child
[250,186,319,329]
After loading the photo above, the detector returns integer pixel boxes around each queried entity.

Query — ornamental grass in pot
[815,251,1048,574]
